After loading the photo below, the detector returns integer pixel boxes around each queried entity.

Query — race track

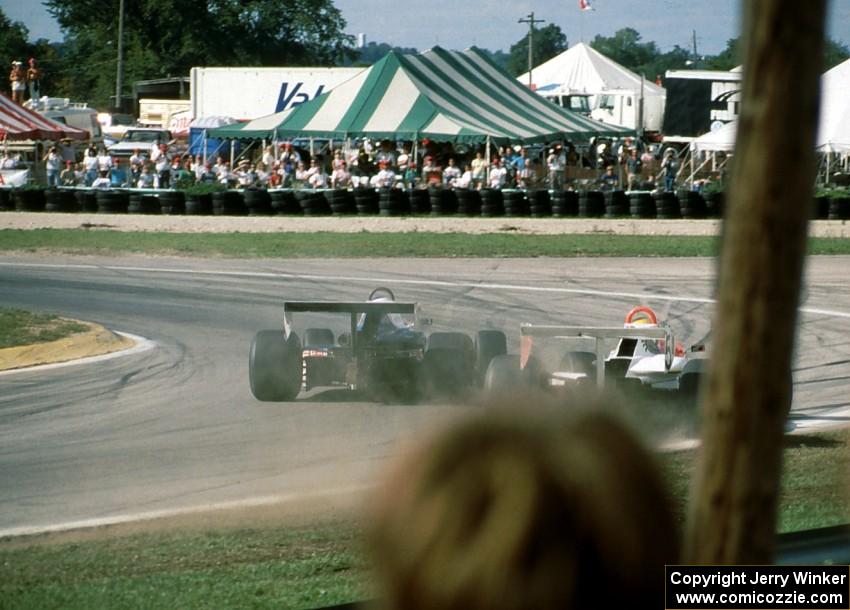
[1,254,849,535]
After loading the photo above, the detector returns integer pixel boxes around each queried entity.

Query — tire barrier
[158,190,185,215]
[502,189,529,216]
[243,188,272,216]
[429,187,457,216]
[828,196,850,220]
[812,196,829,220]
[354,187,379,215]
[327,189,356,215]
[527,189,551,217]
[603,190,629,218]
[44,188,78,213]
[704,191,724,218]
[455,188,482,216]
[378,187,409,216]
[479,188,504,217]
[212,190,246,216]
[95,190,129,214]
[653,191,681,219]
[184,193,213,216]
[677,190,707,219]
[129,192,162,215]
[578,190,605,217]
[269,189,301,215]
[13,189,46,212]
[0,187,799,221]
[297,189,331,216]
[408,188,430,215]
[629,192,655,219]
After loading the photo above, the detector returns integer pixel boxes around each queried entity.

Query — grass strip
[1,431,846,609]
[0,230,847,258]
[0,307,88,349]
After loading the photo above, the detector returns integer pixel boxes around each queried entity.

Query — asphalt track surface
[1,254,849,535]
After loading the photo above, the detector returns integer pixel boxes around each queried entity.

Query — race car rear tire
[249,330,302,402]
[303,327,335,347]
[425,332,474,394]
[483,354,524,395]
[475,330,507,386]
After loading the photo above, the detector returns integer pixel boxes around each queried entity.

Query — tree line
[0,1,847,109]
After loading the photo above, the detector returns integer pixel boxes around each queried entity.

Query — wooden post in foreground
[683,0,826,564]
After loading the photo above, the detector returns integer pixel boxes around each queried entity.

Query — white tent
[518,42,666,132]
[692,120,738,153]
[816,57,850,153]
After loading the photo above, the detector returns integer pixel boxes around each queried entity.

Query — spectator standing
[42,145,61,188]
[626,148,643,190]
[151,144,170,189]
[659,149,677,192]
[470,151,487,189]
[9,61,25,104]
[73,162,85,185]
[82,146,99,186]
[96,148,113,174]
[512,148,530,188]
[308,160,328,188]
[199,163,218,184]
[547,146,565,190]
[26,58,41,105]
[261,145,275,168]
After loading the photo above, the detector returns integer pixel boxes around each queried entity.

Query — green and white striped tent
[211,46,632,144]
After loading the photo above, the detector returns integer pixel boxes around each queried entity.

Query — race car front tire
[249,330,302,402]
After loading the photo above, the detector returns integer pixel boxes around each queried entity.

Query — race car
[249,287,507,402]
[484,305,709,397]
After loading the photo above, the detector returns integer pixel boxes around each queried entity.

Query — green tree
[823,37,850,70]
[0,10,32,70]
[507,23,568,77]
[589,28,660,77]
[45,0,353,106]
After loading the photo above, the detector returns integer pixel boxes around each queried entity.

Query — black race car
[249,287,507,402]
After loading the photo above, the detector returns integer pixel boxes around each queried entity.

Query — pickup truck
[107,128,174,159]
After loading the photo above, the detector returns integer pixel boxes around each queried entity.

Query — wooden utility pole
[518,12,545,88]
[684,0,827,564]
[115,0,125,110]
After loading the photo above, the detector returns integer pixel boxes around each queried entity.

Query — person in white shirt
[129,149,145,168]
[83,146,99,186]
[96,148,113,173]
[442,157,461,185]
[455,164,474,189]
[91,170,112,189]
[151,144,170,188]
[374,161,396,188]
[489,158,507,189]
[261,145,275,168]
[308,164,328,189]
[42,145,61,188]
[331,161,351,188]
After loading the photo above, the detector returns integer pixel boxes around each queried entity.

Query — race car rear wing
[282,301,417,347]
[520,324,673,389]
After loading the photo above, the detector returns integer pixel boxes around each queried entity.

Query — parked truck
[189,66,363,121]
[661,68,742,141]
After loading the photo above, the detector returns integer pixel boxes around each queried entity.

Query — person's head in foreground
[368,400,678,610]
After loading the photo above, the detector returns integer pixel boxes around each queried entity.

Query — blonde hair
[368,399,677,610]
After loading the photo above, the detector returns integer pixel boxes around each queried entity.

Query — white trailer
[189,66,363,121]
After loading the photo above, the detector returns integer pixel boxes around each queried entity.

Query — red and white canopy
[0,93,88,141]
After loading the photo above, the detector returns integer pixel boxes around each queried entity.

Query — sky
[1,0,848,57]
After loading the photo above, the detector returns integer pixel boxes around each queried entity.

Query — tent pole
[485,136,491,186]
[202,130,207,166]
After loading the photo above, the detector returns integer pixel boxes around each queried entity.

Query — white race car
[484,306,709,397]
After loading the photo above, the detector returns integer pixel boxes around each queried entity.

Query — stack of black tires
[479,189,504,217]
[212,191,246,216]
[327,189,356,215]
[578,190,605,217]
[604,190,629,218]
[429,187,457,215]
[653,192,681,219]
[244,189,272,216]
[677,190,708,219]
[270,190,301,215]
[502,189,529,216]
[296,190,330,215]
[455,189,482,216]
[629,192,655,218]
[378,188,409,216]
[527,189,551,217]
[354,188,379,215]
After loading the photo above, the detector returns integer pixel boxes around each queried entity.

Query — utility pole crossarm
[518,12,545,88]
